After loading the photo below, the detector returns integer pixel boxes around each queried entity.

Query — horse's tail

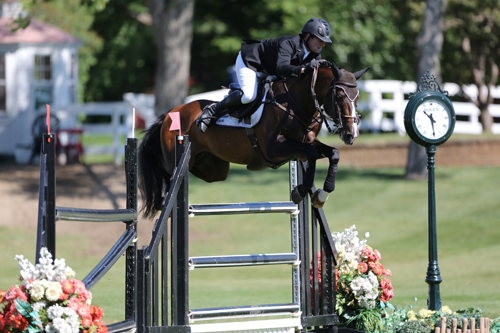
[138,114,169,220]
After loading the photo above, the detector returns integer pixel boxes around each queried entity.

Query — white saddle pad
[215,83,270,129]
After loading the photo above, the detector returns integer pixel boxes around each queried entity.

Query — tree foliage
[442,0,500,132]
[84,0,156,102]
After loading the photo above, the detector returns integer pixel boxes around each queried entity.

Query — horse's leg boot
[197,90,243,132]
[291,185,308,204]
[311,189,329,208]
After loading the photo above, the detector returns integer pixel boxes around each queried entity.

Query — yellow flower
[418,309,435,319]
[441,305,452,314]
[407,310,417,321]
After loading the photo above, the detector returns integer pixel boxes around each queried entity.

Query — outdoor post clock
[404,71,456,312]
[404,71,456,147]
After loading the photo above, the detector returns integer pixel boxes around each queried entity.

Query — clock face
[414,100,451,140]
[404,90,456,146]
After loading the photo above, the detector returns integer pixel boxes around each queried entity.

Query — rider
[197,18,332,132]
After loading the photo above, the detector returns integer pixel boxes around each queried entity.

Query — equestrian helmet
[302,18,332,43]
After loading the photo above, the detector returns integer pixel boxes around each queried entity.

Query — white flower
[365,232,370,238]
[32,301,47,312]
[47,304,64,319]
[45,284,62,301]
[65,267,75,279]
[30,283,45,301]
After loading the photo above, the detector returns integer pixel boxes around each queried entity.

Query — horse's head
[322,63,370,145]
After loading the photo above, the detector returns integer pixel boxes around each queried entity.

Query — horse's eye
[336,95,344,100]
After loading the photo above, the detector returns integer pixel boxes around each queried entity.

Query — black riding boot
[197,90,243,132]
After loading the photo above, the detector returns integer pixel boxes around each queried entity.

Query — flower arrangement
[311,225,394,331]
[0,247,107,333]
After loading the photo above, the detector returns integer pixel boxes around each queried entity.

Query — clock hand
[429,113,436,136]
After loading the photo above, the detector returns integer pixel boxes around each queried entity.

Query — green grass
[2,146,499,324]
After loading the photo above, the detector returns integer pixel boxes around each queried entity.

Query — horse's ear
[331,62,343,80]
[354,66,371,80]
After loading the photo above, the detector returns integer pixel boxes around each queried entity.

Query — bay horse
[138,62,370,219]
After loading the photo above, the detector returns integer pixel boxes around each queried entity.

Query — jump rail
[36,133,139,333]
[137,135,339,333]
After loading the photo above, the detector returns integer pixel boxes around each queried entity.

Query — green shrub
[395,320,432,333]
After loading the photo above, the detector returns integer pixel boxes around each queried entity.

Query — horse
[138,61,370,219]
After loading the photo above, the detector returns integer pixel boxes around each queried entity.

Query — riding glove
[304,59,320,74]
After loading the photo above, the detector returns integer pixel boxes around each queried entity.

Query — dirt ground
[0,162,156,252]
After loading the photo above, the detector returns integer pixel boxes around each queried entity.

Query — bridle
[327,79,361,133]
[269,65,360,136]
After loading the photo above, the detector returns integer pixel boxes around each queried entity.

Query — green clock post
[404,71,456,311]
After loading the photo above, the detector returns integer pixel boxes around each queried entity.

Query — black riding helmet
[301,18,332,43]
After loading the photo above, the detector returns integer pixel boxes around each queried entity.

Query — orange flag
[169,112,182,142]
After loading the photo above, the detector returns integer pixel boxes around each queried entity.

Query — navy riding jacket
[240,34,321,78]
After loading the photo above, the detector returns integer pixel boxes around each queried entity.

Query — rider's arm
[275,39,304,78]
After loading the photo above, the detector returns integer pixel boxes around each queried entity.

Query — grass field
[1,133,499,325]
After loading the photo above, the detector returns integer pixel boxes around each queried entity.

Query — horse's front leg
[309,140,340,208]
[265,136,319,204]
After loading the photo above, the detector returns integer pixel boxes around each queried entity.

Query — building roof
[0,18,81,44]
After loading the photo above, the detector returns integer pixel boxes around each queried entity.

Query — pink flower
[361,246,373,258]
[369,261,384,276]
[71,279,86,293]
[380,278,392,289]
[68,297,82,311]
[357,262,368,273]
[81,316,93,328]
[6,286,27,302]
[78,304,91,318]
[382,269,392,276]
[374,249,382,260]
[61,280,75,294]
[78,289,92,303]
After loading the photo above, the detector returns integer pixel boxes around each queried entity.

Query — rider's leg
[198,53,258,132]
[235,52,258,104]
[197,90,243,132]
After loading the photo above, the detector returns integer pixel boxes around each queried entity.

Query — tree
[146,0,194,116]
[442,0,500,133]
[405,0,446,180]
[84,0,156,102]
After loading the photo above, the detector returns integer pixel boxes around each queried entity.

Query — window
[34,55,51,80]
[0,54,5,114]
[34,55,52,110]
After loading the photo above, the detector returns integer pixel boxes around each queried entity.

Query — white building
[0,1,81,163]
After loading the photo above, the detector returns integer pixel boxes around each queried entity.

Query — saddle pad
[215,83,269,129]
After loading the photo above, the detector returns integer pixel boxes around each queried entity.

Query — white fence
[52,102,134,165]
[356,80,500,135]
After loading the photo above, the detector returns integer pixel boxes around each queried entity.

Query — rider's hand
[304,59,320,73]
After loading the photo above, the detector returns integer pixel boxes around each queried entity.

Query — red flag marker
[46,104,51,142]
[168,112,182,143]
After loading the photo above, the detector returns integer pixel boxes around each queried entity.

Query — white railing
[356,80,500,135]
[52,102,134,165]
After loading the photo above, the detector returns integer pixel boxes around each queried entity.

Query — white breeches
[235,52,258,104]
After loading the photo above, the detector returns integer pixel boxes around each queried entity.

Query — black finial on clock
[410,71,448,99]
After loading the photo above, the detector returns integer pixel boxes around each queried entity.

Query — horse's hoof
[311,189,329,209]
[291,186,304,204]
